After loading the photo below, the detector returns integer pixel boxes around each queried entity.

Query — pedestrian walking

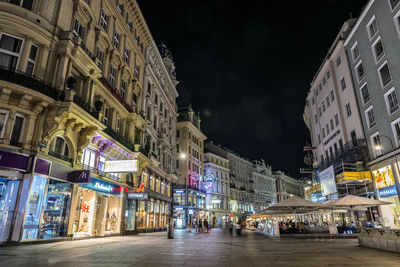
[199,219,203,233]
[204,219,208,233]
[208,220,212,233]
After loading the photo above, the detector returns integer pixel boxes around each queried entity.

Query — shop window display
[105,196,119,235]
[147,201,154,228]
[40,179,73,239]
[154,202,160,227]
[74,188,96,237]
[125,199,136,230]
[136,200,146,229]
[22,176,47,240]
[0,178,20,242]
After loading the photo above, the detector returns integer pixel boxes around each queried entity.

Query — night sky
[138,0,367,178]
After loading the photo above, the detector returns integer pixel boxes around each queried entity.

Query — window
[100,9,109,31]
[134,65,140,79]
[113,30,120,49]
[176,130,180,138]
[314,114,318,124]
[10,114,24,145]
[378,62,392,87]
[81,148,96,168]
[360,83,370,104]
[322,77,326,85]
[390,0,400,9]
[336,56,341,66]
[372,38,384,62]
[104,105,109,126]
[325,96,330,107]
[73,19,84,38]
[394,10,400,37]
[330,119,334,130]
[127,21,132,31]
[116,116,121,134]
[340,77,346,90]
[109,65,116,86]
[124,48,130,64]
[371,133,382,156]
[7,0,33,10]
[318,107,322,116]
[330,90,335,102]
[325,124,330,135]
[132,93,137,106]
[334,143,338,156]
[319,83,322,91]
[345,103,352,117]
[367,17,378,40]
[95,47,104,69]
[355,62,365,82]
[26,44,37,76]
[339,139,344,151]
[326,70,331,79]
[322,101,326,112]
[391,118,400,146]
[351,43,360,61]
[365,107,376,128]
[334,113,339,126]
[121,80,126,100]
[317,134,321,144]
[50,136,69,158]
[117,1,123,14]
[0,110,9,138]
[0,34,23,69]
[315,88,319,96]
[385,88,399,114]
[311,97,315,105]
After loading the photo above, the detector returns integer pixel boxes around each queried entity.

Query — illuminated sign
[372,165,395,190]
[318,166,337,196]
[175,190,184,193]
[188,209,194,215]
[104,160,138,173]
[82,177,121,195]
[136,182,145,193]
[203,173,215,191]
[81,203,90,213]
[95,182,112,192]
[378,185,398,198]
[211,199,221,204]
[127,193,148,199]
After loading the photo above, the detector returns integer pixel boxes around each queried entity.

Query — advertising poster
[318,165,337,196]
[372,165,395,189]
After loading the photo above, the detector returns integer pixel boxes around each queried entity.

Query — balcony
[0,138,22,147]
[103,127,134,151]
[100,77,133,113]
[48,150,73,163]
[0,66,60,100]
[81,163,120,182]
[73,95,99,120]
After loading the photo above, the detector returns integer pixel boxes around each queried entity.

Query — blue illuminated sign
[82,177,121,195]
[378,185,398,198]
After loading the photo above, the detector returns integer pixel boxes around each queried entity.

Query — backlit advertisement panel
[318,165,337,196]
[372,165,395,190]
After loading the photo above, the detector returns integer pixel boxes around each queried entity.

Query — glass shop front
[136,198,169,231]
[0,177,20,242]
[73,177,123,237]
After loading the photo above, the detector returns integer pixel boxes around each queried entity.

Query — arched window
[49,136,70,159]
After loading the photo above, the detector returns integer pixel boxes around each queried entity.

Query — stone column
[17,36,33,73]
[88,79,95,106]
[3,110,16,144]
[103,48,111,76]
[35,45,50,80]
[23,114,37,149]
[55,54,70,90]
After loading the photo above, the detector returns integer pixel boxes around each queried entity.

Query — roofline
[344,0,375,46]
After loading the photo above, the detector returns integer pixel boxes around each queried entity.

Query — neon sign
[95,182,112,192]
[81,203,90,213]
[379,185,398,198]
[203,173,215,191]
[136,182,145,193]
[82,177,121,195]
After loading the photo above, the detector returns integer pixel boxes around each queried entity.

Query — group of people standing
[194,218,211,233]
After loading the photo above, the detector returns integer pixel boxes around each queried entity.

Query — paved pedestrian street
[0,229,399,267]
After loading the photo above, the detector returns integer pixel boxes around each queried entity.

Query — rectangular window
[100,9,109,31]
[336,56,341,66]
[390,0,400,9]
[322,102,326,112]
[25,44,37,76]
[385,89,399,114]
[340,77,346,90]
[0,34,23,69]
[104,106,109,126]
[330,119,334,130]
[372,38,384,62]
[121,80,126,100]
[95,47,104,69]
[379,62,392,87]
[352,43,360,61]
[322,77,326,85]
[0,110,8,138]
[339,139,344,151]
[334,143,338,156]
[371,133,382,156]
[365,107,376,128]
[113,30,120,49]
[9,0,34,10]
[326,96,330,107]
[127,21,132,31]
[73,19,84,38]
[10,114,24,145]
[318,134,321,144]
[176,130,180,138]
[134,65,140,79]
[311,97,315,105]
[124,48,130,64]
[334,113,339,126]
[360,83,370,104]
[367,17,378,39]
[346,103,352,117]
[116,116,120,134]
[356,62,365,82]
[325,124,330,135]
[318,107,322,116]
[314,114,318,124]
[109,65,116,87]
[392,119,400,145]
[330,90,335,102]
[326,70,330,79]
[117,1,123,14]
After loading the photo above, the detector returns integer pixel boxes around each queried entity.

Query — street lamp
[373,135,400,203]
[179,153,186,159]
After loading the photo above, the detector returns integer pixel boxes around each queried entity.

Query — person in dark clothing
[199,219,203,233]
[204,219,209,233]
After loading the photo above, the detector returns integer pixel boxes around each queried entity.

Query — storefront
[371,164,400,228]
[73,177,123,237]
[0,150,29,243]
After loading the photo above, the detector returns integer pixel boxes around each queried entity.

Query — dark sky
[138,0,367,178]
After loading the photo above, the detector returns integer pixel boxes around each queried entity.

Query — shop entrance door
[0,179,20,242]
[93,195,106,236]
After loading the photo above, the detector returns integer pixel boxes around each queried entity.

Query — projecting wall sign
[104,160,138,173]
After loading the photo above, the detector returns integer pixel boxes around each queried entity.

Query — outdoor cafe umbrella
[325,195,392,225]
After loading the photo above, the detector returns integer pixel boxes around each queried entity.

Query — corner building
[174,106,207,229]
[0,0,155,242]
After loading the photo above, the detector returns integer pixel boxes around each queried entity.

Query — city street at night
[0,229,399,267]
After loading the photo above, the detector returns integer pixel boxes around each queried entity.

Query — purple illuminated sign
[67,170,91,183]
[0,150,29,171]
[34,158,51,175]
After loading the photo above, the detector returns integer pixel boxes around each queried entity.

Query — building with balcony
[343,0,400,228]
[252,160,277,212]
[0,0,156,243]
[203,142,230,228]
[173,105,207,229]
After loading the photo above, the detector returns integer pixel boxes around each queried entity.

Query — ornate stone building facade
[252,160,277,212]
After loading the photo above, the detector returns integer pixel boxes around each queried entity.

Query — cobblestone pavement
[0,229,399,267]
